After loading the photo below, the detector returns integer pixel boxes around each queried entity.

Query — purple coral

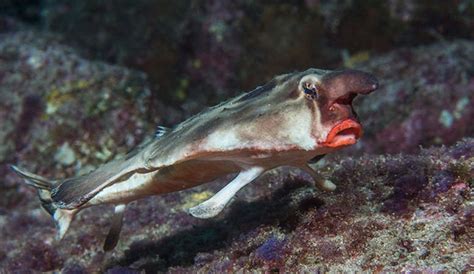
[432,170,455,194]
[382,174,428,216]
[255,236,286,262]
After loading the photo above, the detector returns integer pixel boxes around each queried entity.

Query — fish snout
[320,69,378,101]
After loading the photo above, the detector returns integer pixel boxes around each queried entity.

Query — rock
[36,1,474,104]
[0,29,154,181]
[54,143,76,166]
[171,139,472,272]
[351,40,474,154]
[0,22,472,272]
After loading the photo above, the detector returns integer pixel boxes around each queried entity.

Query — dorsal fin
[155,126,170,138]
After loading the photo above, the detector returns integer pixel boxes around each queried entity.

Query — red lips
[320,119,362,148]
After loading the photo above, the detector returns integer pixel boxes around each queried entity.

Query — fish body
[12,68,378,250]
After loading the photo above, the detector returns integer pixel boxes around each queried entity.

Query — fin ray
[10,165,52,190]
[155,126,170,138]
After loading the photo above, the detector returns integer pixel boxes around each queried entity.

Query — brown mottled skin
[11,68,378,250]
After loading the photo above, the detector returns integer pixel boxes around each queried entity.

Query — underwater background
[0,0,473,272]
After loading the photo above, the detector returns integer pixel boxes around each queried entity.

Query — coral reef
[1,133,472,271]
[30,1,474,102]
[0,29,160,209]
[352,40,474,154]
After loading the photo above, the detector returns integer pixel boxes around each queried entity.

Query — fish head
[286,69,378,148]
[288,69,378,148]
[295,68,378,148]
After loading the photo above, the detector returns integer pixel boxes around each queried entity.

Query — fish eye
[303,82,319,100]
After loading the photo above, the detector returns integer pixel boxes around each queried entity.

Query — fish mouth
[320,119,362,148]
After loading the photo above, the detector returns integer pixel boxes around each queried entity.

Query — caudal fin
[10,165,77,239]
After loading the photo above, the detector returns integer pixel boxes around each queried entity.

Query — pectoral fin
[188,167,264,219]
[103,204,126,251]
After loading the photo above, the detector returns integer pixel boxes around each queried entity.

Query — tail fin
[10,165,77,239]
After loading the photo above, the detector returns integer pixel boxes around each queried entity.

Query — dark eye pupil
[304,87,318,99]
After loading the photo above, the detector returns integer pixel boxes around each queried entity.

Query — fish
[11,68,378,250]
